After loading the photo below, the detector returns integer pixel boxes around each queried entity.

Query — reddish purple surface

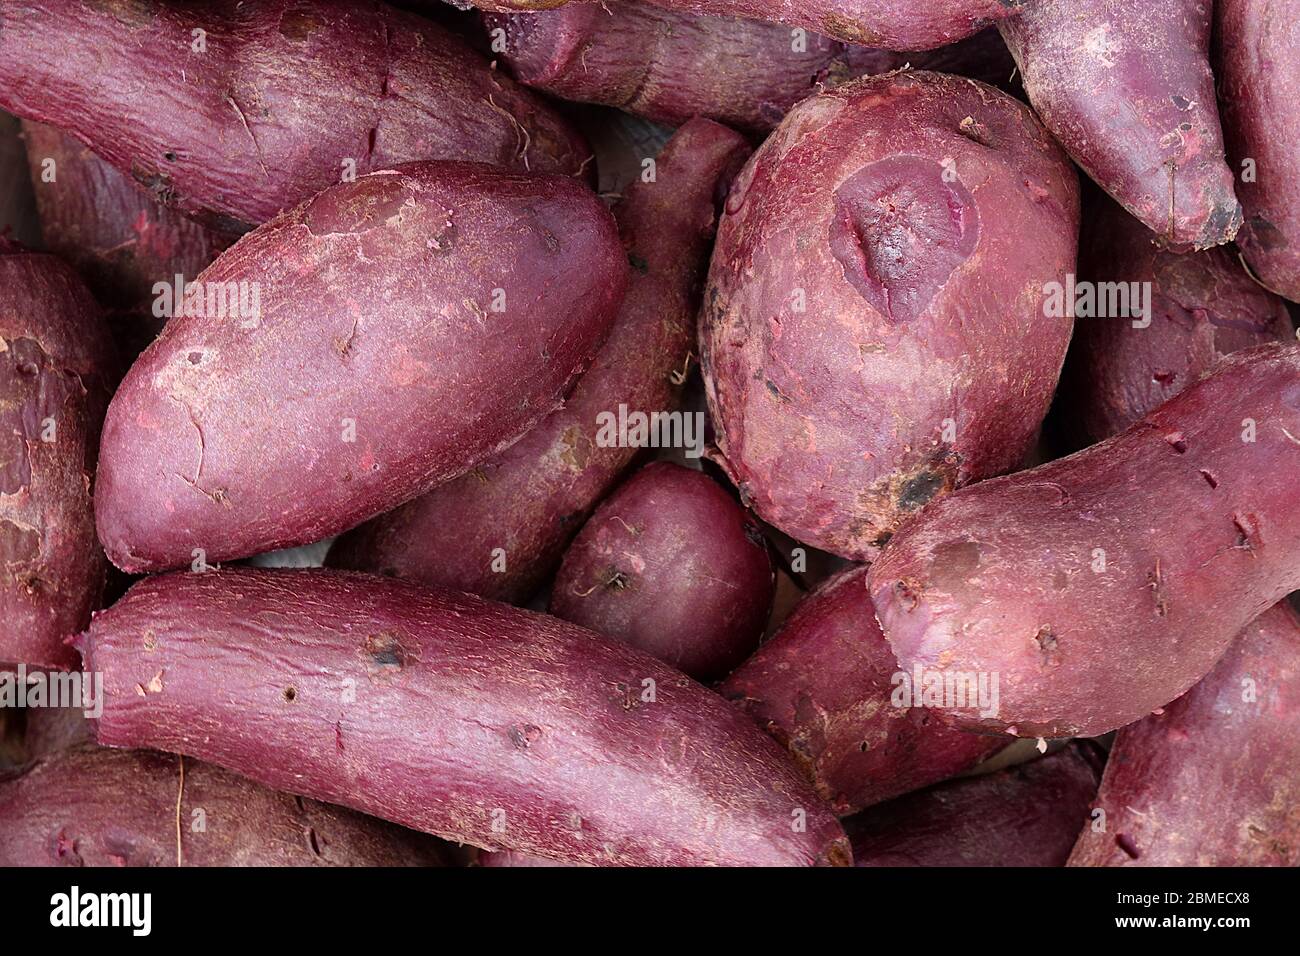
[700,70,1078,560]
[95,161,627,573]
[870,343,1300,738]
[81,567,851,866]
[1069,602,1300,866]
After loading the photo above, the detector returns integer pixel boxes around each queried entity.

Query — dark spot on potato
[359,630,411,680]
[507,723,543,750]
[1115,833,1141,860]
[764,379,790,403]
[898,469,947,510]
[130,163,176,205]
[1034,626,1058,654]
[957,115,996,148]
[163,151,177,162]
[872,531,893,548]
[627,251,648,273]
[187,351,203,364]
[282,686,297,702]
[611,681,639,711]
[893,579,921,612]
[1152,369,1175,384]
[1246,215,1286,251]
[1163,431,1188,454]
[1200,469,1218,489]
[1232,513,1258,552]
[741,520,766,549]
[1170,95,1192,111]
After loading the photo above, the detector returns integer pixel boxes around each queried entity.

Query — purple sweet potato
[700,70,1078,561]
[869,343,1300,739]
[80,567,851,866]
[720,566,1004,815]
[1068,601,1300,866]
[550,462,774,681]
[1061,192,1294,442]
[95,162,627,573]
[328,118,748,603]
[1216,2,1300,301]
[1,241,115,670]
[0,0,591,234]
[847,742,1104,866]
[0,745,447,866]
[1000,0,1241,250]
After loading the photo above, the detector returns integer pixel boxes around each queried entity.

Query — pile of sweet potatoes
[1,0,1297,871]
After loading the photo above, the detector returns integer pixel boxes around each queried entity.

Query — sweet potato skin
[0,243,114,670]
[1000,0,1240,250]
[870,343,1300,738]
[720,566,1003,815]
[551,462,774,681]
[0,0,591,233]
[1216,2,1300,301]
[81,567,851,867]
[848,743,1103,866]
[328,119,748,603]
[95,162,627,573]
[700,71,1078,561]
[1068,602,1300,866]
[0,745,447,866]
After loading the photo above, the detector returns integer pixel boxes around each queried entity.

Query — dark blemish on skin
[611,681,639,711]
[627,251,648,273]
[898,470,946,510]
[1153,370,1175,384]
[1164,431,1188,454]
[742,521,766,548]
[764,379,790,403]
[360,631,410,679]
[507,723,543,750]
[893,579,921,612]
[957,115,996,148]
[131,164,176,205]
[187,351,203,364]
[306,828,322,858]
[1200,470,1218,489]
[282,687,297,702]
[1116,833,1141,860]
[1171,95,1192,111]
[1233,514,1257,552]
[1034,626,1059,654]
[1148,564,1169,618]
[163,151,177,162]
[873,532,893,548]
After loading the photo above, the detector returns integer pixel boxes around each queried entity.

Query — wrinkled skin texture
[1062,192,1294,442]
[1069,602,1300,866]
[0,0,591,233]
[0,745,447,866]
[848,743,1103,866]
[870,343,1300,738]
[721,566,1004,815]
[80,568,851,866]
[329,120,748,603]
[95,162,627,573]
[1000,0,1241,250]
[551,462,775,681]
[1216,1,1300,301]
[0,243,114,670]
[701,71,1078,560]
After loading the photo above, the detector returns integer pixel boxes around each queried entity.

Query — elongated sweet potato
[1000,0,1240,250]
[80,568,850,866]
[1,241,115,670]
[328,119,747,603]
[0,745,447,866]
[550,462,774,681]
[848,742,1103,866]
[870,343,1300,738]
[721,566,1004,815]
[0,0,591,234]
[701,70,1078,561]
[1061,192,1294,442]
[1068,601,1300,866]
[95,162,627,573]
[1216,2,1300,301]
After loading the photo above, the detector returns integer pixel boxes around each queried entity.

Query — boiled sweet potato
[870,343,1300,738]
[1068,601,1300,866]
[95,162,627,573]
[80,567,851,867]
[700,70,1078,561]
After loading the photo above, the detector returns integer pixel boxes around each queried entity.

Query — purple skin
[1069,601,1300,866]
[80,567,851,867]
[477,848,576,866]
[848,743,1104,866]
[0,745,448,866]
[94,162,628,574]
[870,343,1300,739]
[550,462,775,682]
[720,566,1004,816]
[1000,0,1241,251]
[328,119,750,604]
[1216,2,1300,301]
[1061,191,1294,443]
[700,70,1079,561]
[0,0,591,234]
[0,241,115,671]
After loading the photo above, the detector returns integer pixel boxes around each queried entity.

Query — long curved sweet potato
[80,567,851,867]
[0,0,591,233]
[870,343,1300,738]
[328,118,747,603]
[95,162,627,573]
[1068,602,1300,866]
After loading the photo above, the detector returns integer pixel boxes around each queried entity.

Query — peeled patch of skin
[721,565,1004,816]
[1216,2,1300,301]
[700,70,1078,560]
[328,119,750,604]
[869,343,1300,739]
[94,162,628,573]
[1068,602,1300,867]
[79,567,851,867]
[1000,0,1241,251]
